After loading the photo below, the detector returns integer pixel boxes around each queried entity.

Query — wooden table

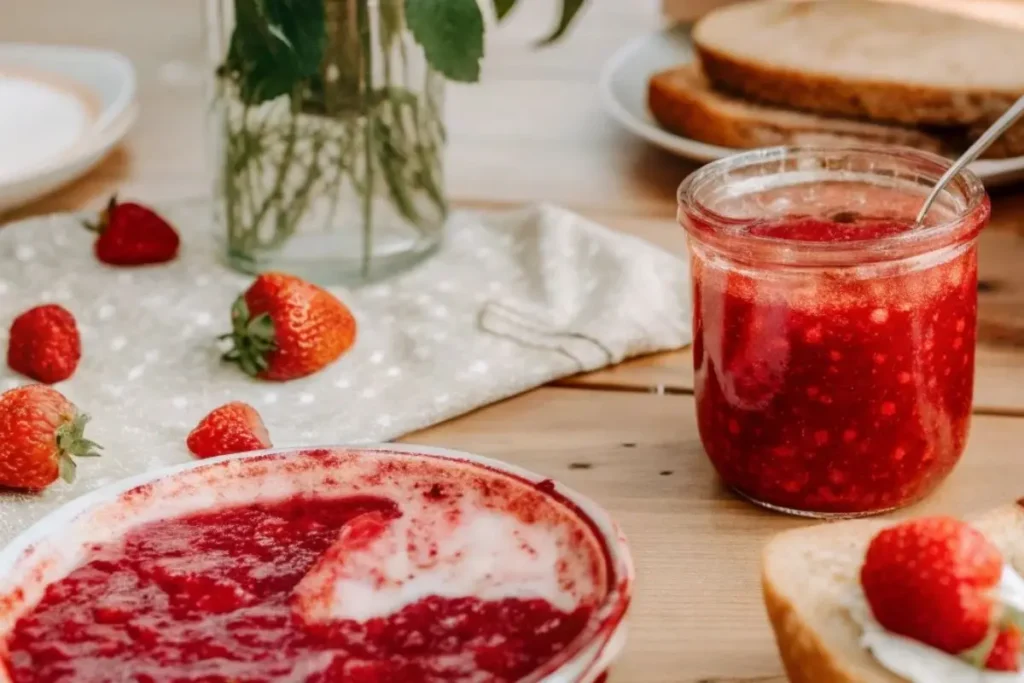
[6,2,1024,680]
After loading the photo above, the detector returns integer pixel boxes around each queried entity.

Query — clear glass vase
[204,0,447,284]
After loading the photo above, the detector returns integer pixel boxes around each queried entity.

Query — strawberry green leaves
[221,297,277,378]
[405,0,485,83]
[54,414,102,484]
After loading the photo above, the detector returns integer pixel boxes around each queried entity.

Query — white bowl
[0,444,633,682]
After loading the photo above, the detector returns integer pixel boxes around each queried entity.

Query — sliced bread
[693,0,1024,126]
[647,63,948,153]
[762,502,1024,683]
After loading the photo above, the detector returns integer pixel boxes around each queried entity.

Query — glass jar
[678,146,990,517]
[204,0,447,285]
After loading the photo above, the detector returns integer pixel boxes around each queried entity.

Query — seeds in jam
[4,495,592,682]
[692,215,977,514]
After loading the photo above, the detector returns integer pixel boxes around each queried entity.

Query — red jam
[3,495,592,682]
[688,210,983,515]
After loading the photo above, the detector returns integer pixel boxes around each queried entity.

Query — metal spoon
[915,95,1024,224]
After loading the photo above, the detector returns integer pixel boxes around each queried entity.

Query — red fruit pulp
[691,212,979,514]
[3,495,591,682]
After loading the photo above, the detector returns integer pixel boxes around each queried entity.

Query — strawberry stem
[221,296,277,378]
[80,195,118,235]
[54,413,103,484]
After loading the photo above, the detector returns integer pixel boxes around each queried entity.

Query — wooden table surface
[6,1,1024,681]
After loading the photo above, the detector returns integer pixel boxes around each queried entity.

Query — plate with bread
[600,0,1024,185]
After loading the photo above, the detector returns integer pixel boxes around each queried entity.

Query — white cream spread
[848,566,1024,682]
[292,476,601,624]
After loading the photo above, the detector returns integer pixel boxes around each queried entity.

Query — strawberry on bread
[860,517,1019,669]
[763,506,1024,682]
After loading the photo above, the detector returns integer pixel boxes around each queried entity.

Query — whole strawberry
[7,304,81,384]
[221,272,356,381]
[0,385,101,490]
[85,195,179,266]
[861,516,1014,668]
[186,402,272,459]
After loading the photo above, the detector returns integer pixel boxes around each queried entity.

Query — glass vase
[204,0,447,284]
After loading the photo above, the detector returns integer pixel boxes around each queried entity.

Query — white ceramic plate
[0,43,137,213]
[599,25,1024,186]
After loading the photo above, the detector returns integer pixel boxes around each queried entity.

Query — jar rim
[677,145,990,266]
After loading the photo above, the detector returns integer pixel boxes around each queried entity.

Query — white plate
[0,43,137,213]
[599,25,1024,186]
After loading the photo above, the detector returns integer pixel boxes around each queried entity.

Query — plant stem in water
[358,0,374,279]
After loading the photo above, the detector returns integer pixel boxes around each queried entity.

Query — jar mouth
[677,145,990,266]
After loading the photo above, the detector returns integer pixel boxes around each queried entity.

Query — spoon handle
[916,94,1024,224]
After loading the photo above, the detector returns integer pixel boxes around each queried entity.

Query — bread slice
[693,0,1024,126]
[647,64,948,153]
[762,503,1024,683]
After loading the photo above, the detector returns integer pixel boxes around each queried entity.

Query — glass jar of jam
[677,146,990,517]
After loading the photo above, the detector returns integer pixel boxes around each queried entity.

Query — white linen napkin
[0,200,691,544]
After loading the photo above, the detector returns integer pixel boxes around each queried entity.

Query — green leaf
[59,455,77,484]
[246,312,276,342]
[538,0,586,45]
[225,0,327,104]
[493,0,518,20]
[405,0,485,83]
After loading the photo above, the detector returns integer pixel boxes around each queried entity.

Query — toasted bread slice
[647,64,948,153]
[762,503,1024,683]
[693,0,1024,126]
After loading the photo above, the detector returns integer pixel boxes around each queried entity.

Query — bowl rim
[0,443,634,682]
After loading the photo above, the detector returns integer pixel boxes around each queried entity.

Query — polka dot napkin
[0,200,691,544]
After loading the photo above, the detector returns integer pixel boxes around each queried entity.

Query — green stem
[320,128,356,233]
[248,93,301,251]
[358,1,374,279]
[272,127,328,247]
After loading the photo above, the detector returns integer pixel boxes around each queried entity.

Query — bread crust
[696,43,1020,127]
[647,66,948,153]
[762,572,864,683]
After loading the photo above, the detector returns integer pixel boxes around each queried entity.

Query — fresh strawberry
[985,625,1022,671]
[7,304,81,384]
[861,516,1006,661]
[186,402,272,459]
[85,195,179,266]
[221,272,356,381]
[0,385,101,490]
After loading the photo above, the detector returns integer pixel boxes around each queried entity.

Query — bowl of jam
[678,145,990,518]
[0,446,632,682]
